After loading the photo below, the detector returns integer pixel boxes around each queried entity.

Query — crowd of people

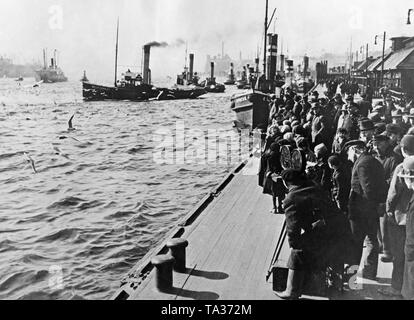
[259,83,414,300]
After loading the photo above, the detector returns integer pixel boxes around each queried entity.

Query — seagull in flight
[23,152,37,174]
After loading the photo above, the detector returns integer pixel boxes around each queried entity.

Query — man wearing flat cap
[359,120,375,154]
[345,140,388,280]
[386,124,403,148]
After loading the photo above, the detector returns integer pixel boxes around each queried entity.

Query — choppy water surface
[0,78,249,299]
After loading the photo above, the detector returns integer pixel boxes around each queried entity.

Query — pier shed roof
[382,47,414,70]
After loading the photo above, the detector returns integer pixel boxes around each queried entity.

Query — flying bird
[23,152,37,174]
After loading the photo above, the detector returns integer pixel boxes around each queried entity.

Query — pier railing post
[167,238,189,272]
[151,255,175,291]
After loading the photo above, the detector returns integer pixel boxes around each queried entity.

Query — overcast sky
[1,0,413,82]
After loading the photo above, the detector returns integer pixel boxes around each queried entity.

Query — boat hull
[82,82,158,101]
[35,70,68,83]
[82,82,206,101]
[157,86,207,100]
[231,91,271,130]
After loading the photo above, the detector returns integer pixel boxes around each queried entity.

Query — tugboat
[199,62,226,93]
[83,20,205,101]
[224,63,236,85]
[236,66,249,89]
[80,70,89,82]
[35,49,68,83]
[230,1,284,130]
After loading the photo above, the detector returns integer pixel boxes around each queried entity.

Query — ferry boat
[230,3,285,131]
[35,49,68,83]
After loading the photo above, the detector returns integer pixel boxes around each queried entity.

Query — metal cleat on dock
[166,238,189,273]
[151,255,176,291]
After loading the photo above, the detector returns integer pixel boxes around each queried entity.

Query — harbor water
[0,78,250,300]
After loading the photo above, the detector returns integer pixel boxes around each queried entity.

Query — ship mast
[114,18,119,87]
[263,0,269,79]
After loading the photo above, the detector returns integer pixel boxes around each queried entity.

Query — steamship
[230,1,285,131]
[35,49,68,83]
[83,22,206,102]
[224,63,236,85]
[199,62,226,93]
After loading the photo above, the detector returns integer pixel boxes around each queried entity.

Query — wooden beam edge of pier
[111,155,253,300]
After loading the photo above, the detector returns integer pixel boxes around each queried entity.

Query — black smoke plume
[144,38,186,49]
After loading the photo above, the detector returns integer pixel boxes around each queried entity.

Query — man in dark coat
[373,135,403,263]
[328,154,352,213]
[311,103,331,150]
[274,169,351,299]
[346,140,388,280]
[357,94,372,118]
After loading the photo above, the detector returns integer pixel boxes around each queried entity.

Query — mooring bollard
[151,255,175,291]
[166,238,189,272]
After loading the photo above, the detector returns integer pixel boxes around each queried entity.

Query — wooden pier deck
[112,156,398,300]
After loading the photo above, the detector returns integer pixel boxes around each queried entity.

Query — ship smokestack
[280,54,285,72]
[255,58,260,73]
[189,53,194,81]
[303,55,309,78]
[266,34,278,81]
[230,62,234,76]
[43,49,47,69]
[210,62,215,81]
[143,45,151,85]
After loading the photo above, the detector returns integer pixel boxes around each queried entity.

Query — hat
[344,140,366,151]
[281,169,306,184]
[284,132,295,142]
[400,135,414,155]
[314,143,328,159]
[280,125,291,134]
[374,123,387,135]
[372,135,390,143]
[312,91,319,96]
[386,124,401,135]
[368,112,381,123]
[398,156,414,178]
[359,120,375,132]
